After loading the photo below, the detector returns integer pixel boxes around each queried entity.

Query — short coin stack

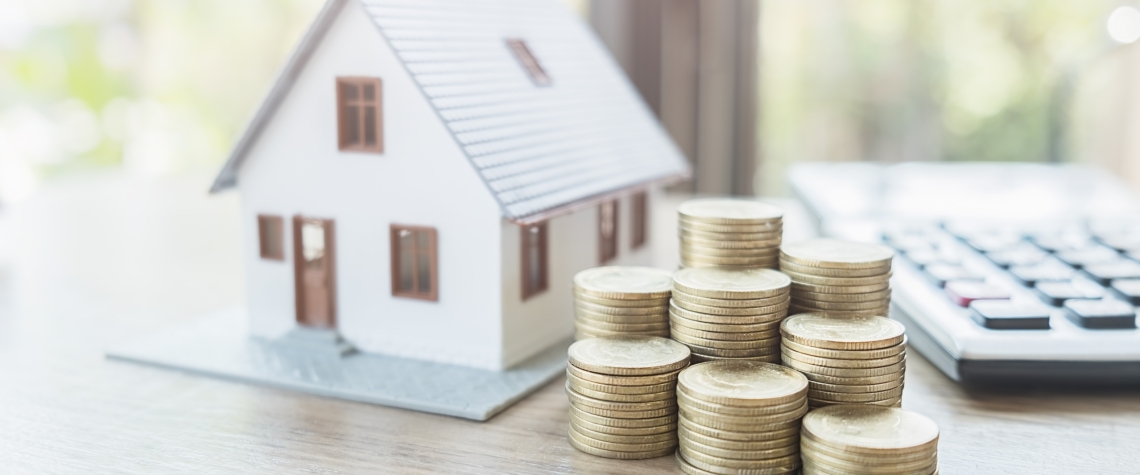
[780,313,907,408]
[678,198,784,270]
[779,238,895,317]
[573,267,674,340]
[801,405,940,475]
[669,267,792,364]
[566,336,691,459]
[675,361,809,475]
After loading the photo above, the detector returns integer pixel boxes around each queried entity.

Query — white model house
[210,0,690,371]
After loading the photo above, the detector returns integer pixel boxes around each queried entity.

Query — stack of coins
[669,267,792,364]
[779,238,895,317]
[801,405,940,475]
[678,198,784,270]
[675,361,809,475]
[566,336,691,459]
[780,313,907,408]
[573,267,674,340]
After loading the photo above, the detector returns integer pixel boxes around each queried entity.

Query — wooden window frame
[505,38,551,86]
[599,200,619,264]
[630,192,648,250]
[336,77,384,153]
[521,222,549,300]
[390,224,439,301]
[257,214,285,261]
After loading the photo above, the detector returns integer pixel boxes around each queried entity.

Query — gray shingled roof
[211,0,690,222]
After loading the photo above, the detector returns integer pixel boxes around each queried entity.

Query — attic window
[505,39,551,86]
[336,77,383,153]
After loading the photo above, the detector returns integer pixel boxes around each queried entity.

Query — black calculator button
[925,264,984,288]
[1034,280,1104,307]
[1008,263,1075,287]
[1110,279,1140,305]
[1055,246,1121,269]
[969,300,1051,330]
[1062,299,1138,329]
[1081,260,1140,286]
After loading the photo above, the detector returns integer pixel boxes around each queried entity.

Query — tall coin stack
[675,361,809,475]
[566,336,691,459]
[780,314,907,408]
[779,238,895,317]
[669,267,792,364]
[678,198,784,270]
[573,267,674,340]
[801,405,940,475]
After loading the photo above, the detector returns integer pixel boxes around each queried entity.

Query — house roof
[211,0,691,223]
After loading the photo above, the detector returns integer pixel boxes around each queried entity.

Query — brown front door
[293,216,336,328]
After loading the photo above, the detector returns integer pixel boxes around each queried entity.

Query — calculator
[789,162,1140,385]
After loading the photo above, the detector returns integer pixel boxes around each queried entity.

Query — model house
[210,0,690,372]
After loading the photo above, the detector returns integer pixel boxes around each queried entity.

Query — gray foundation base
[106,308,570,421]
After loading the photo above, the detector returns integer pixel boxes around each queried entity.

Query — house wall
[500,185,663,368]
[237,0,505,369]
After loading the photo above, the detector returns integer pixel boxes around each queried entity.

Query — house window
[630,192,648,249]
[258,214,284,260]
[390,225,438,301]
[336,77,383,153]
[599,200,618,263]
[521,222,548,300]
[505,39,551,86]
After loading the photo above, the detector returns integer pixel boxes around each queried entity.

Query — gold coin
[680,446,801,470]
[673,267,791,299]
[800,434,937,463]
[682,228,783,241]
[781,347,906,369]
[679,425,799,451]
[682,236,783,250]
[679,415,800,442]
[801,456,937,475]
[791,288,892,303]
[779,259,892,277]
[781,314,906,350]
[671,305,786,325]
[808,378,904,394]
[568,380,675,403]
[788,306,890,319]
[574,329,669,341]
[671,323,781,341]
[684,343,780,358]
[782,269,892,287]
[573,266,674,299]
[680,262,780,271]
[570,400,678,419]
[677,451,801,475]
[574,318,668,333]
[682,255,782,266]
[574,308,668,324]
[678,199,784,224]
[678,404,808,431]
[802,371,905,386]
[567,428,677,459]
[679,219,783,234]
[566,364,681,386]
[681,248,781,261]
[566,371,676,395]
[567,384,677,411]
[671,314,783,333]
[674,359,811,405]
[791,297,891,311]
[672,289,790,308]
[802,405,939,455]
[569,421,678,445]
[568,336,691,376]
[790,281,890,294]
[677,387,804,416]
[807,396,902,409]
[574,291,671,308]
[780,238,894,269]
[570,413,677,436]
[673,332,780,350]
[782,338,906,360]
[680,435,799,461]
[801,447,937,473]
[782,356,905,378]
[808,386,905,403]
[569,404,677,427]
[691,353,782,364]
[568,425,678,452]
[673,298,789,316]
[575,299,670,316]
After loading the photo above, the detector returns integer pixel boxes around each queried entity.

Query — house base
[105,307,570,421]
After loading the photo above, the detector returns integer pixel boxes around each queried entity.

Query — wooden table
[1,173,1138,474]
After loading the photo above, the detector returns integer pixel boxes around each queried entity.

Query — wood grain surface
[0,173,1138,474]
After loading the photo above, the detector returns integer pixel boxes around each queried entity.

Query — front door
[293,216,336,328]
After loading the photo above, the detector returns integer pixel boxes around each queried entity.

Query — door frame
[292,215,337,328]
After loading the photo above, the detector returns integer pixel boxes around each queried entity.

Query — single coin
[788,306,890,319]
[781,314,906,350]
[780,239,895,269]
[801,456,936,475]
[802,405,939,455]
[691,353,782,364]
[570,413,677,436]
[800,434,936,463]
[779,259,892,277]
[790,281,890,294]
[682,228,783,241]
[569,425,678,452]
[574,291,671,308]
[566,364,681,386]
[566,371,676,395]
[569,421,678,445]
[808,396,904,408]
[573,308,668,324]
[574,329,669,340]
[808,386,905,403]
[573,266,674,299]
[568,336,691,376]
[790,297,891,311]
[678,199,784,224]
[782,357,905,378]
[575,299,670,316]
[791,288,892,303]
[682,236,783,250]
[677,388,804,416]
[569,404,677,428]
[672,290,790,309]
[684,342,780,358]
[781,347,906,369]
[681,262,780,271]
[800,448,937,473]
[802,371,905,386]
[680,435,799,461]
[673,298,789,316]
[680,446,802,470]
[677,451,801,475]
[682,255,782,266]
[567,383,677,411]
[678,403,808,430]
[679,359,807,405]
[782,338,905,360]
[679,415,801,441]
[807,378,904,394]
[671,323,781,341]
[567,428,677,459]
[673,267,792,299]
[671,314,783,333]
[574,318,668,333]
[679,425,799,451]
[673,332,781,350]
[568,381,675,403]
[670,306,786,326]
[679,219,783,234]
[570,400,678,419]
[782,269,892,287]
